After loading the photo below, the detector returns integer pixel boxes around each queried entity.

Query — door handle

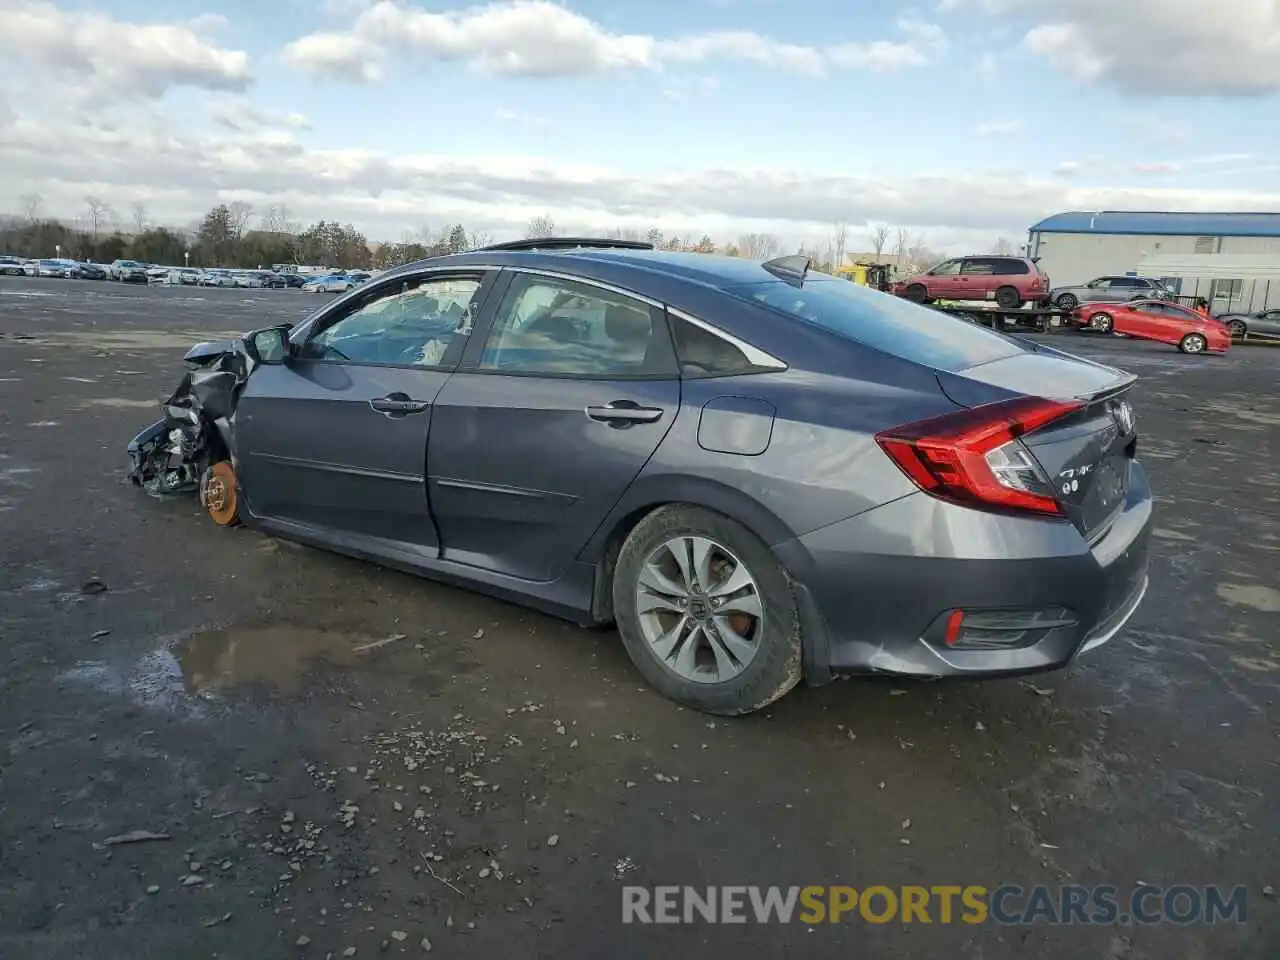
[585,401,665,425]
[369,393,430,417]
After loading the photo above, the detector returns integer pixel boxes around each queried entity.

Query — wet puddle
[59,625,400,713]
[179,624,377,695]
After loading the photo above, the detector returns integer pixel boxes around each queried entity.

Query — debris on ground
[101,829,170,846]
[354,633,407,654]
[80,579,108,595]
[1022,682,1055,697]
[200,912,233,928]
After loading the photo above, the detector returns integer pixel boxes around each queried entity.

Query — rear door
[235,269,495,552]
[427,270,681,582]
[957,257,997,300]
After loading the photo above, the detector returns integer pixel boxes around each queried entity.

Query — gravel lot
[1,277,1277,959]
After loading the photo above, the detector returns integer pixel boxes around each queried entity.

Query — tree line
[2,192,962,275]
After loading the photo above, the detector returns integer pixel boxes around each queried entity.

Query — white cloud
[0,1,251,98]
[6,108,1280,253]
[282,0,944,80]
[207,100,312,133]
[947,0,1280,96]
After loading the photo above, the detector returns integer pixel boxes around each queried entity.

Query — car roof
[393,247,800,295]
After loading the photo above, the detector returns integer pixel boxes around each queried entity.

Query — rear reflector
[875,396,1084,517]
[943,610,965,647]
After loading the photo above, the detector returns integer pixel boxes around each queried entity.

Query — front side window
[477,274,673,378]
[300,275,481,367]
[929,260,961,276]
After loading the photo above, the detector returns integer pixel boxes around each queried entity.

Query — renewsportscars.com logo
[622,885,1250,926]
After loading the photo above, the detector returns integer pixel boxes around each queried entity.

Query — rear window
[733,277,1025,373]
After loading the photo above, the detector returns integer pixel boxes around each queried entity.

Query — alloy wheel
[634,535,763,684]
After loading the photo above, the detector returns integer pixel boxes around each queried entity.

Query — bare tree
[830,221,848,271]
[261,204,300,235]
[893,226,913,269]
[228,201,254,241]
[736,233,780,260]
[869,224,890,259]
[130,201,148,234]
[606,226,644,242]
[526,214,557,239]
[20,192,44,225]
[990,236,1014,255]
[85,195,110,239]
[468,229,493,250]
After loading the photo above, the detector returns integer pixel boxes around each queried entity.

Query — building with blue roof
[1027,211,1280,311]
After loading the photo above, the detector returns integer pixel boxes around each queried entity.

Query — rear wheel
[1226,319,1247,338]
[200,461,241,527]
[1179,333,1207,354]
[902,284,929,303]
[1090,312,1114,334]
[612,505,802,716]
[1055,293,1078,310]
[995,286,1022,309]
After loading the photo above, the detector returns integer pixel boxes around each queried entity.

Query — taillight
[874,396,1084,517]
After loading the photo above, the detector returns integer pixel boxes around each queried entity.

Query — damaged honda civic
[129,238,1153,716]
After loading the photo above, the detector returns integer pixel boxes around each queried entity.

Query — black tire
[1055,293,1078,310]
[1226,319,1247,338]
[1090,312,1113,334]
[1179,333,1207,354]
[612,505,802,716]
[994,286,1022,309]
[902,284,929,303]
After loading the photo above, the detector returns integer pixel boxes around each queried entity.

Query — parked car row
[1,254,378,291]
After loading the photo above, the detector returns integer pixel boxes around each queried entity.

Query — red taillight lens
[875,396,1084,517]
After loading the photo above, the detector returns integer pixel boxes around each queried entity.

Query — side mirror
[245,325,292,364]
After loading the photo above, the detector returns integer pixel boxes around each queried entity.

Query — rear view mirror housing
[245,325,293,365]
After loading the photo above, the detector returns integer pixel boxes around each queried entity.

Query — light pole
[55,243,61,259]
[184,250,190,268]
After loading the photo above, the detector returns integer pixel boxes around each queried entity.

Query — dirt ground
[1,277,1277,959]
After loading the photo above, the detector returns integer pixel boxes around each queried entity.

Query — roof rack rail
[478,237,656,252]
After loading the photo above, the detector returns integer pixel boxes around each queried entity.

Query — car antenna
[762,254,811,285]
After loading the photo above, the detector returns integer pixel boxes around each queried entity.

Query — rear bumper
[775,460,1153,682]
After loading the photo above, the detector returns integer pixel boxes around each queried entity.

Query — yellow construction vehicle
[836,262,894,291]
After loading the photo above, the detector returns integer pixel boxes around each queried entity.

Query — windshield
[731,277,1026,373]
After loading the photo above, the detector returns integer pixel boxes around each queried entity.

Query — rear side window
[668,315,755,377]
[734,278,1025,373]
[994,259,1030,275]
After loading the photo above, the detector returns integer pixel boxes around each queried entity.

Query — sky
[1,0,1279,253]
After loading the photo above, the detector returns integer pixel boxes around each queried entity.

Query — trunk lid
[938,347,1139,539]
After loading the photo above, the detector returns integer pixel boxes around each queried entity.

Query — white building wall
[1029,232,1280,287]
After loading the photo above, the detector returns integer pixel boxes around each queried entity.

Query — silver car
[1051,276,1173,310]
[1217,308,1280,340]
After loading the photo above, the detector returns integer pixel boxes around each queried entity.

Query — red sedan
[1070,299,1231,354]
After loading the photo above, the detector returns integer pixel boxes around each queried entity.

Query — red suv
[892,255,1050,309]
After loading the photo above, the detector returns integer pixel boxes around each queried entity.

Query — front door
[428,271,681,582]
[235,271,491,555]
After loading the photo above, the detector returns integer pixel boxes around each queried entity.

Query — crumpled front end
[126,338,253,500]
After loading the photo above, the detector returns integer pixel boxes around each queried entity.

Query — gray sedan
[1050,276,1173,310]
[1218,308,1280,340]
[132,240,1153,716]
